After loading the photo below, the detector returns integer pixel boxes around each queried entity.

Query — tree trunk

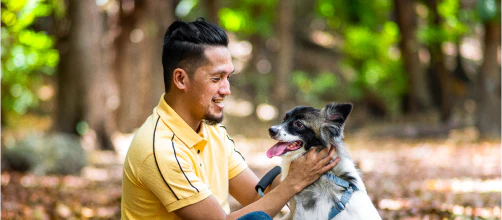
[426,0,454,122]
[273,0,295,116]
[55,0,81,134]
[204,0,219,23]
[394,0,431,113]
[476,20,501,138]
[55,0,114,150]
[0,94,7,126]
[114,0,175,133]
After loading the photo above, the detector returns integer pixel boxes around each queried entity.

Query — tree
[114,0,176,133]
[316,0,406,117]
[204,0,220,23]
[55,0,114,150]
[1,0,61,125]
[424,0,456,122]
[394,0,431,112]
[475,0,501,138]
[273,0,295,116]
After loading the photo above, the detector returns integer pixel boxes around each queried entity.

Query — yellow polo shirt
[121,94,248,219]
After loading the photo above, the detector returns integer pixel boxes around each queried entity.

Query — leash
[323,173,358,219]
[256,166,290,209]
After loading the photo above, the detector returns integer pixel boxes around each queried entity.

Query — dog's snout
[268,127,279,137]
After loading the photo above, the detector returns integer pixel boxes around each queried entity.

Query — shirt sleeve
[138,141,211,212]
[223,130,248,179]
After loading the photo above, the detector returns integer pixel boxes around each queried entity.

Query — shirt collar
[156,94,207,149]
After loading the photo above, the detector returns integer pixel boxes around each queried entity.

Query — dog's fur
[267,103,381,220]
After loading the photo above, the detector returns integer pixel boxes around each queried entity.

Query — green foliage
[317,0,391,30]
[175,0,199,18]
[292,71,339,106]
[477,0,500,22]
[218,0,277,38]
[417,0,470,46]
[1,0,63,118]
[170,0,492,118]
[314,0,406,116]
[177,0,277,38]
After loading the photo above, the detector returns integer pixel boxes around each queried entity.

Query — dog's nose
[268,127,279,137]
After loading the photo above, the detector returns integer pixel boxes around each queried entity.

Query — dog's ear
[323,103,352,125]
[320,103,352,141]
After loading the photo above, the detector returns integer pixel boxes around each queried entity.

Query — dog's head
[266,103,352,159]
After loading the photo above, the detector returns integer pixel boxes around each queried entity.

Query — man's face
[186,46,234,125]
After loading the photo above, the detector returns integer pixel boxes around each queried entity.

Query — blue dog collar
[323,173,359,219]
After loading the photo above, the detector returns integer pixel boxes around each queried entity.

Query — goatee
[203,113,223,125]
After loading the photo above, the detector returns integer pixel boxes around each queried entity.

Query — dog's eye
[294,120,304,128]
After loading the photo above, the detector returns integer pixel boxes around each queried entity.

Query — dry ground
[2,131,501,219]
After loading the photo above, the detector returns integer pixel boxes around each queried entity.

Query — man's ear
[172,68,189,90]
[322,103,352,125]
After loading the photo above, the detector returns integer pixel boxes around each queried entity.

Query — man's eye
[211,78,221,82]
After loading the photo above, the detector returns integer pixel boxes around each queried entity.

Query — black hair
[162,17,229,92]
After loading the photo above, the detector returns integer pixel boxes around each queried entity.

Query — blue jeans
[237,211,272,220]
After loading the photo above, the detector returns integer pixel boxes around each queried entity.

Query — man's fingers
[320,147,336,163]
[317,147,330,157]
[322,157,340,172]
[320,146,329,152]
[328,146,336,158]
[332,157,341,165]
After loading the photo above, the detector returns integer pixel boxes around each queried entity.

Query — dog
[267,103,381,220]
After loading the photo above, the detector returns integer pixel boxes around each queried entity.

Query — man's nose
[219,79,231,96]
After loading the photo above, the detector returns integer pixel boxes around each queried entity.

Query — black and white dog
[267,103,381,220]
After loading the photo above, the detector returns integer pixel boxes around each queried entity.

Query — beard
[203,112,224,125]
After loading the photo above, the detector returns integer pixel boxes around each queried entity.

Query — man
[121,18,338,219]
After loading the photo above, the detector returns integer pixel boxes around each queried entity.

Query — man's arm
[228,167,282,206]
[174,147,339,219]
[229,168,260,206]
[174,177,300,220]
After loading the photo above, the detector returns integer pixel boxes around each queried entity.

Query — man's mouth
[212,98,224,108]
[266,140,303,158]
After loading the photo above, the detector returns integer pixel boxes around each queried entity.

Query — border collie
[267,103,381,220]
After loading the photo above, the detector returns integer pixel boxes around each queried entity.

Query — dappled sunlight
[379,198,501,219]
[425,178,501,193]
[310,30,337,48]
[378,198,412,211]
[224,97,254,117]
[256,103,278,122]
[1,171,122,219]
[111,131,135,163]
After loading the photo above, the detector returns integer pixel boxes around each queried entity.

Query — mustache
[212,95,227,100]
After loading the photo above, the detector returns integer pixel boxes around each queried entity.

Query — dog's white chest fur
[279,157,381,220]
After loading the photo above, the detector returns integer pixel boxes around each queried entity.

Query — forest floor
[1,124,501,219]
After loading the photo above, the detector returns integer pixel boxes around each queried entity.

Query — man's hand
[284,146,340,193]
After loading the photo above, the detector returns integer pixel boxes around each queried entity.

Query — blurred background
[1,0,501,219]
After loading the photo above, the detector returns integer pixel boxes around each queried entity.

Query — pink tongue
[266,142,290,158]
